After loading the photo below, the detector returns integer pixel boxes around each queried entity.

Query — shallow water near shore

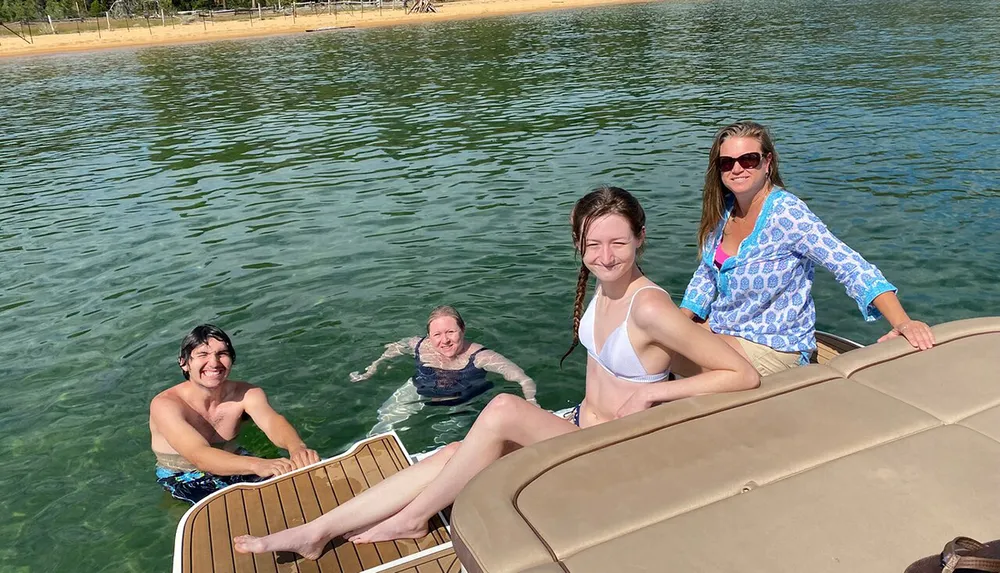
[1,0,999,569]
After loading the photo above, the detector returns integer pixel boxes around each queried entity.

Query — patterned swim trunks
[155,447,264,504]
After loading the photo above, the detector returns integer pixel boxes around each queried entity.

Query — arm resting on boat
[872,292,935,350]
[243,386,319,469]
[475,349,537,404]
[789,201,897,320]
[349,336,420,382]
[618,290,759,418]
[151,395,290,477]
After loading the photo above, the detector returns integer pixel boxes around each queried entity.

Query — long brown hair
[560,186,646,366]
[697,121,785,253]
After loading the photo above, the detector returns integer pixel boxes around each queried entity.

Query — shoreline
[0,0,657,59]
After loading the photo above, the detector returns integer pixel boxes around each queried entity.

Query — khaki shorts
[736,337,803,377]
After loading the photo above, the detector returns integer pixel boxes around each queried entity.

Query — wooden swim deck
[174,433,456,573]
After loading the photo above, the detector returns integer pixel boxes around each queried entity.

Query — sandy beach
[0,0,655,58]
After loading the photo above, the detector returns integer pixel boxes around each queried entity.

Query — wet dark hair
[178,324,236,380]
[560,186,646,366]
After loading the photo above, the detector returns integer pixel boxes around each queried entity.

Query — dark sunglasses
[718,152,763,172]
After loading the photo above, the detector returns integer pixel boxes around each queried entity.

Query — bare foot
[233,529,327,561]
[348,513,429,544]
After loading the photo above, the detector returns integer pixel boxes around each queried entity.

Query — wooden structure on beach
[406,0,436,13]
[174,433,458,573]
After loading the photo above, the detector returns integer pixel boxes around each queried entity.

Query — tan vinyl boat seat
[174,433,455,573]
[451,317,1000,573]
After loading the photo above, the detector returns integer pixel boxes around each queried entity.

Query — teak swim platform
[173,433,457,573]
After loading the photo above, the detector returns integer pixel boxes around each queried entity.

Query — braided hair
[560,186,646,366]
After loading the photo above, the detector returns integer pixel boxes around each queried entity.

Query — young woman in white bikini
[232,186,758,559]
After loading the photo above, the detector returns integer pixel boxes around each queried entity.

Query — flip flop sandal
[905,537,1000,573]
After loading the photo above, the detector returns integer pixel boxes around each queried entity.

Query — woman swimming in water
[351,305,537,435]
[233,186,757,557]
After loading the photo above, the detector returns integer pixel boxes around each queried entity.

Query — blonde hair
[697,121,785,253]
[427,305,465,333]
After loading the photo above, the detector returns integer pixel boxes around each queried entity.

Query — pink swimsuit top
[714,243,730,268]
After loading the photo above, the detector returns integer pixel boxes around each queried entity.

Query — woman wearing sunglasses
[678,121,934,376]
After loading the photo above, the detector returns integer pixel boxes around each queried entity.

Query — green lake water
[1,0,998,569]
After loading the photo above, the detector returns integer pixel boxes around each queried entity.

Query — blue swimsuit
[154,445,262,504]
[413,338,493,406]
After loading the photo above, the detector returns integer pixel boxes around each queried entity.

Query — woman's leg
[233,440,460,559]
[733,337,800,376]
[368,380,424,437]
[349,394,578,543]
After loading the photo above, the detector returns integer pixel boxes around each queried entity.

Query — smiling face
[428,316,466,359]
[719,136,773,198]
[180,337,233,388]
[580,213,644,284]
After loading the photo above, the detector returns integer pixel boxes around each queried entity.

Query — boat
[172,330,865,572]
[450,317,1000,572]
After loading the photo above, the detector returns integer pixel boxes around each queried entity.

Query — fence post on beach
[144,13,151,34]
[96,13,101,36]
[75,2,82,33]
[106,11,111,30]
[47,15,57,33]
[160,8,165,27]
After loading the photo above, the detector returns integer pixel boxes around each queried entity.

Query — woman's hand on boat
[615,389,653,419]
[289,447,321,469]
[878,320,935,350]
[250,457,297,478]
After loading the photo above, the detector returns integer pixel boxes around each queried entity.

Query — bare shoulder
[150,385,184,414]
[231,381,267,403]
[630,286,681,328]
[472,346,499,362]
[149,387,192,434]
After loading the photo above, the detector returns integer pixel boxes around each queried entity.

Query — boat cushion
[451,317,1000,573]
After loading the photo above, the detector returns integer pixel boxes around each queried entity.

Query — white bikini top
[579,286,671,383]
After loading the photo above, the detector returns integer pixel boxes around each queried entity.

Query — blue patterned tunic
[679,188,896,354]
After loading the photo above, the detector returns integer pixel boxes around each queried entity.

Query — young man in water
[149,324,320,504]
